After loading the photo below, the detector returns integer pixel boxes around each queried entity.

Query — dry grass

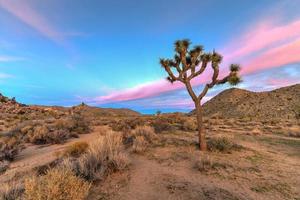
[24,167,90,200]
[132,136,148,153]
[62,130,129,181]
[131,126,157,143]
[193,155,213,172]
[181,118,197,131]
[0,136,22,161]
[193,155,232,173]
[62,141,89,157]
[124,126,158,153]
[0,182,24,200]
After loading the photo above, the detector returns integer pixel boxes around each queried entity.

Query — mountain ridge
[190,84,300,120]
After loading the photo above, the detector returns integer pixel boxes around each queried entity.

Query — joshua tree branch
[185,80,198,102]
[189,61,208,80]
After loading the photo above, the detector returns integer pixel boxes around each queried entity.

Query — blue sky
[0,0,300,113]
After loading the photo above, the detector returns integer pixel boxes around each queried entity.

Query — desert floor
[2,117,299,200]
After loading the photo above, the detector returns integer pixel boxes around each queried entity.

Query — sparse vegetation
[251,182,292,197]
[194,156,231,172]
[207,137,243,153]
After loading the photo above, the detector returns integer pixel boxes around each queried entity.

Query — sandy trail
[0,127,102,183]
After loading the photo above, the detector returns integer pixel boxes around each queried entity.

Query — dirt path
[117,155,173,200]
[90,152,257,200]
[0,127,102,183]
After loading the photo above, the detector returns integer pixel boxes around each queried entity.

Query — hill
[0,93,140,132]
[71,104,141,117]
[190,84,300,120]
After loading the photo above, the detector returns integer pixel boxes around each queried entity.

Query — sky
[0,0,300,114]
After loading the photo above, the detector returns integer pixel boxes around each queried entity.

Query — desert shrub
[52,115,90,134]
[207,137,243,153]
[62,131,129,181]
[0,137,22,161]
[181,118,197,131]
[27,125,72,145]
[69,114,90,134]
[63,142,89,157]
[132,136,148,153]
[26,125,49,144]
[151,118,175,133]
[131,126,157,143]
[24,167,90,200]
[111,117,147,132]
[123,126,157,152]
[0,182,24,200]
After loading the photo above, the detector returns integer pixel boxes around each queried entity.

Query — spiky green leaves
[230,64,241,72]
[174,39,191,53]
[189,45,204,58]
[201,53,211,63]
[228,73,242,85]
[228,64,241,85]
[211,51,222,64]
[160,58,177,69]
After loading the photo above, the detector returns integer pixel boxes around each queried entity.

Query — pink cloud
[242,38,300,74]
[265,78,299,88]
[223,19,300,61]
[0,1,64,45]
[93,79,184,103]
[87,67,215,104]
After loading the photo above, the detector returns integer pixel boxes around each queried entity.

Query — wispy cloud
[242,38,300,74]
[0,73,13,79]
[0,55,24,62]
[0,1,64,45]
[222,19,300,61]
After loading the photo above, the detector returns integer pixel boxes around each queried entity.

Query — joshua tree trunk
[195,101,207,151]
[160,39,241,151]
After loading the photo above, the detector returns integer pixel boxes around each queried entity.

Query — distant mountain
[0,93,140,118]
[72,104,141,117]
[190,84,300,120]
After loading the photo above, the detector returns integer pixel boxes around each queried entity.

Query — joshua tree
[160,39,241,151]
